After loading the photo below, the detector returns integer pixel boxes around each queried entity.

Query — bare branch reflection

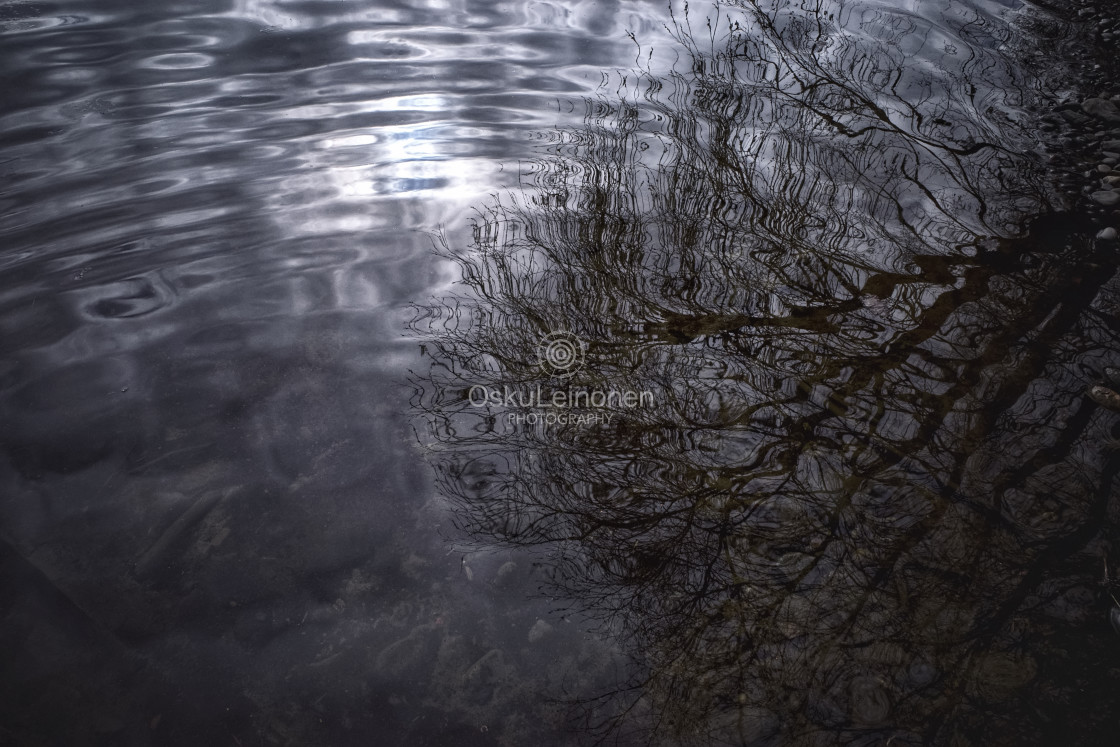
[413,1,1120,744]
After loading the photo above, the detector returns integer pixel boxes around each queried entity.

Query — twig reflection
[413,1,1120,743]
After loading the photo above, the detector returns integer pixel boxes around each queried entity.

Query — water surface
[3,0,1120,745]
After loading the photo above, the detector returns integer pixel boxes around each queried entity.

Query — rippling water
[3,0,1120,745]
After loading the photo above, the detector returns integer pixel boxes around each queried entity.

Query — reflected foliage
[413,1,1120,744]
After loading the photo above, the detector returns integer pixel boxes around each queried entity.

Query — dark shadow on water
[413,1,1120,744]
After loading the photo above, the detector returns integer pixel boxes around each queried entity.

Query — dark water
[3,0,1120,745]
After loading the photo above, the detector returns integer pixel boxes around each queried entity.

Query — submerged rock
[1096,227,1118,240]
[527,619,553,643]
[1091,190,1120,206]
[849,676,892,725]
[1088,385,1120,412]
[1083,98,1120,122]
[494,561,517,587]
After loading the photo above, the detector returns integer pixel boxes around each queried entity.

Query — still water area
[2,0,1120,744]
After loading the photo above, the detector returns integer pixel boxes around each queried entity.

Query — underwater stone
[1083,98,1120,122]
[527,619,553,643]
[494,561,517,587]
[1089,385,1120,412]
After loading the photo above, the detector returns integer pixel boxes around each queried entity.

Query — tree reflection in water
[413,1,1120,744]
